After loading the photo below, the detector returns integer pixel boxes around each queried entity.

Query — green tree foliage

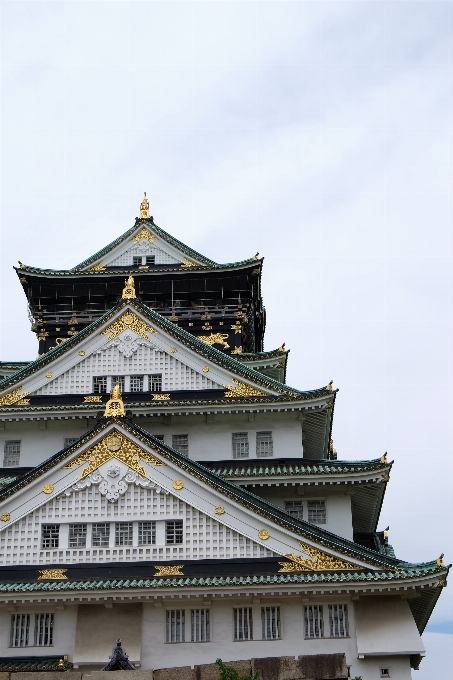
[215,659,260,680]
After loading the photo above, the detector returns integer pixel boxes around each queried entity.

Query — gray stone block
[153,666,195,680]
[87,673,152,680]
[14,674,82,680]
[297,654,348,680]
[0,673,9,680]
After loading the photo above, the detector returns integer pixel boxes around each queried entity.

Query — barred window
[232,432,249,459]
[234,607,253,641]
[92,523,110,547]
[130,375,144,392]
[304,605,324,639]
[138,521,156,545]
[34,613,54,646]
[10,614,30,647]
[64,438,78,448]
[41,524,59,549]
[93,376,107,394]
[329,604,349,638]
[133,256,142,266]
[307,500,326,524]
[69,524,87,548]
[3,440,20,467]
[166,609,185,642]
[150,373,162,391]
[285,501,303,520]
[166,520,183,544]
[112,376,125,392]
[191,608,210,642]
[146,256,156,265]
[172,434,188,456]
[261,606,280,640]
[115,522,133,546]
[256,431,273,458]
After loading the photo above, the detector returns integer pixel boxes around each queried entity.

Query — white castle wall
[109,243,179,266]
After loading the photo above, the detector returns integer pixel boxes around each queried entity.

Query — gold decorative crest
[104,382,125,417]
[214,506,225,515]
[181,259,197,268]
[46,372,53,379]
[42,484,54,494]
[139,192,150,219]
[38,569,68,580]
[152,394,171,401]
[278,540,359,572]
[133,227,156,243]
[79,351,86,356]
[172,480,184,490]
[0,386,31,407]
[202,366,209,372]
[224,379,267,398]
[101,311,157,342]
[64,429,165,479]
[84,395,103,403]
[231,321,242,334]
[89,263,106,271]
[198,333,230,349]
[15,399,30,405]
[258,529,270,540]
[122,274,136,299]
[154,565,184,576]
[231,346,243,355]
[0,513,11,522]
[170,347,177,353]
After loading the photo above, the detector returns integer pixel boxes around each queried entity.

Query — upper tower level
[16,195,265,357]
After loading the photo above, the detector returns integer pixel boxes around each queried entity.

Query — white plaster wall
[355,596,425,655]
[350,656,413,680]
[0,605,78,658]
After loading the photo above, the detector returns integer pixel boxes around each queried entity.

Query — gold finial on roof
[383,526,389,538]
[380,452,388,464]
[139,192,150,219]
[436,554,445,567]
[326,380,333,392]
[278,343,286,353]
[104,382,125,418]
[122,273,136,299]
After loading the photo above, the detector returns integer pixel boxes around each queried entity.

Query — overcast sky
[1,1,452,675]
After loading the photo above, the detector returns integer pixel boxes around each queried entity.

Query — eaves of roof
[203,458,392,478]
[0,417,414,572]
[0,657,73,672]
[0,298,330,402]
[237,349,288,362]
[0,362,31,370]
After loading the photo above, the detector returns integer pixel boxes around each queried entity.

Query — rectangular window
[172,434,188,456]
[304,605,324,639]
[34,613,54,647]
[256,431,273,458]
[166,520,183,544]
[146,256,156,265]
[138,521,156,545]
[232,432,249,459]
[307,500,326,524]
[261,606,281,640]
[129,375,144,392]
[69,523,87,548]
[93,376,107,394]
[133,256,142,266]
[380,670,391,679]
[285,501,303,520]
[92,523,110,547]
[191,608,210,642]
[3,440,21,467]
[10,614,30,647]
[115,522,133,546]
[234,607,253,641]
[64,438,78,448]
[166,609,185,643]
[111,376,125,392]
[150,373,162,391]
[329,604,349,638]
[41,524,59,549]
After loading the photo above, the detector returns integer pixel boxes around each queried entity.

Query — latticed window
[191,609,210,642]
[232,432,249,459]
[93,376,107,394]
[69,524,87,548]
[329,604,349,638]
[133,256,142,266]
[112,376,125,392]
[92,523,110,546]
[41,524,59,549]
[138,521,156,545]
[64,438,78,448]
[34,613,54,646]
[261,606,280,639]
[130,375,144,392]
[115,522,133,546]
[166,520,183,544]
[146,256,155,265]
[234,607,253,640]
[3,440,20,467]
[285,501,303,519]
[150,373,162,391]
[172,434,188,456]
[10,614,30,647]
[256,431,273,458]
[166,609,185,642]
[307,500,326,524]
[304,605,324,638]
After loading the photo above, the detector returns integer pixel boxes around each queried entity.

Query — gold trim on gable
[224,379,267,398]
[278,540,361,572]
[101,311,158,342]
[0,386,31,407]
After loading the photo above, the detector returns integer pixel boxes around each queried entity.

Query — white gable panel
[108,242,179,267]
[35,343,223,394]
[0,484,275,565]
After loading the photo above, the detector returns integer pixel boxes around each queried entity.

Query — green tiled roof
[0,656,73,672]
[208,459,390,478]
[237,348,288,361]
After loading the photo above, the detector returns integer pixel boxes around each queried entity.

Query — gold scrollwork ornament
[224,379,267,398]
[38,569,68,580]
[101,311,157,342]
[0,386,31,407]
[0,513,11,522]
[278,540,359,572]
[214,506,225,515]
[154,565,184,576]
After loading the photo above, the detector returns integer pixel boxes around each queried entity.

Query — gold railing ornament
[139,192,150,219]
[104,382,125,418]
[122,274,136,299]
